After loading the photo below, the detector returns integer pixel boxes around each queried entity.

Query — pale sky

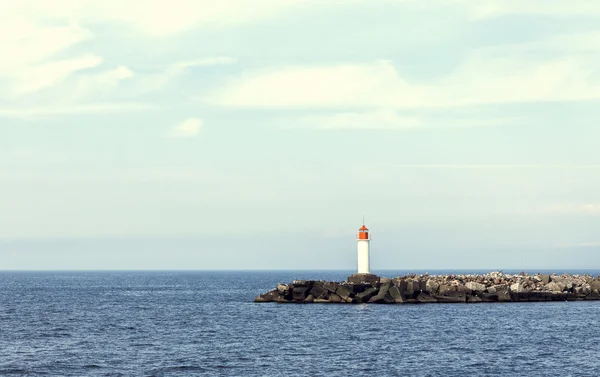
[1,0,600,270]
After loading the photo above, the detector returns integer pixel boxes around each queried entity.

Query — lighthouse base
[347,273,380,284]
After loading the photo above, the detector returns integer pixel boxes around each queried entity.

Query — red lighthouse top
[357,224,369,239]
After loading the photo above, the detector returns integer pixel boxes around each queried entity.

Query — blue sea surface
[1,270,600,376]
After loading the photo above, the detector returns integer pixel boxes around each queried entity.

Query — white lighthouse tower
[357,223,371,274]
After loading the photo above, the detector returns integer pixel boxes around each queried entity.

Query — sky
[1,0,600,270]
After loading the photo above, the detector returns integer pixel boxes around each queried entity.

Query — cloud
[9,55,103,97]
[207,60,426,109]
[207,40,600,111]
[0,1,308,37]
[282,109,420,129]
[543,203,600,215]
[170,118,203,138]
[0,103,152,119]
[462,0,600,19]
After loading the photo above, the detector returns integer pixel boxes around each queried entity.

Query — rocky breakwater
[254,272,600,304]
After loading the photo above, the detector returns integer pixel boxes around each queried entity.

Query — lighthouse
[357,223,371,274]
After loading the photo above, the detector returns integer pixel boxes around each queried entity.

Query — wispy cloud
[206,29,600,111]
[385,165,600,170]
[0,103,153,119]
[169,118,203,138]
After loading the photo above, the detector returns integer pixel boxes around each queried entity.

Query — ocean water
[1,270,600,377]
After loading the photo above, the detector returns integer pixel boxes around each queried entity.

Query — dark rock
[309,283,327,299]
[395,279,408,293]
[456,284,471,294]
[585,290,600,300]
[350,283,366,294]
[369,282,392,303]
[434,292,467,303]
[355,287,378,303]
[467,295,483,303]
[329,293,342,303]
[323,281,339,293]
[336,285,353,300]
[480,293,499,302]
[388,286,405,303]
[304,294,314,303]
[416,292,437,303]
[277,284,290,295]
[254,290,278,302]
[347,273,380,284]
[494,286,511,302]
[439,285,455,295]
[292,287,310,301]
[292,280,314,287]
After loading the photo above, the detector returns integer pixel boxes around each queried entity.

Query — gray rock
[277,284,290,295]
[254,290,278,302]
[328,293,342,303]
[545,282,565,292]
[434,292,467,303]
[355,287,378,303]
[292,287,310,301]
[309,283,327,299]
[416,292,437,303]
[304,294,314,303]
[322,281,339,293]
[465,282,486,292]
[467,295,483,303]
[438,285,456,295]
[336,285,353,300]
[388,286,405,303]
[539,274,551,285]
[426,279,440,293]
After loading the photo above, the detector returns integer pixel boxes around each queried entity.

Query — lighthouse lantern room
[357,223,371,274]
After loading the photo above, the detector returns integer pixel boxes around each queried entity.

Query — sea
[1,270,599,376]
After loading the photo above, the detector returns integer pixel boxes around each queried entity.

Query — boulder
[467,295,483,303]
[355,287,378,303]
[292,287,310,301]
[395,279,408,293]
[304,294,314,303]
[426,279,439,293]
[328,293,342,303]
[434,292,467,303]
[438,285,456,295]
[585,290,600,300]
[313,298,329,303]
[416,292,437,303]
[590,279,600,292]
[310,283,327,299]
[465,282,486,293]
[494,286,511,302]
[322,281,339,293]
[480,293,499,302]
[545,282,565,292]
[336,285,353,300]
[510,282,529,293]
[369,282,392,303]
[388,286,405,303]
[455,284,471,294]
[277,284,290,295]
[539,274,551,285]
[254,290,278,302]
